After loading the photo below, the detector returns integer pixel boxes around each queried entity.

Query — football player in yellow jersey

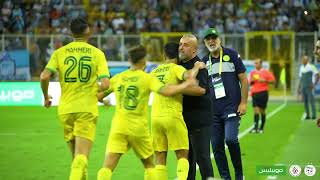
[40,18,110,180]
[96,45,196,180]
[151,42,206,180]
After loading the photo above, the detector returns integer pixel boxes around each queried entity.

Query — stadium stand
[0,0,319,34]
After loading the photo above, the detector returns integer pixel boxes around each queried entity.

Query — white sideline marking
[196,102,287,171]
[267,113,317,180]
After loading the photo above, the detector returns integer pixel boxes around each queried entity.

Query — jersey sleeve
[96,50,110,79]
[173,64,187,80]
[149,75,165,93]
[45,51,58,73]
[233,52,246,74]
[267,70,275,82]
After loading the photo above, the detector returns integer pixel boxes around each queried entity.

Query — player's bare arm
[237,72,248,116]
[180,85,206,96]
[99,77,110,92]
[40,69,53,108]
[159,77,197,96]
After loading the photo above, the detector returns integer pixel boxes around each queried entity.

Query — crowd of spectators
[1,0,319,35]
[1,0,318,80]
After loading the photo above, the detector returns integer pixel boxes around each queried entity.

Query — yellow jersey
[107,69,164,136]
[151,63,186,117]
[45,41,110,116]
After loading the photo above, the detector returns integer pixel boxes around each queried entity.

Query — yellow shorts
[59,112,97,142]
[152,115,189,152]
[106,132,154,159]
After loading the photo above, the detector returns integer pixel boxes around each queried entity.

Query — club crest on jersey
[223,55,230,61]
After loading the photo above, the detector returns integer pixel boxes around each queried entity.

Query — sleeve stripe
[98,74,110,79]
[45,67,56,73]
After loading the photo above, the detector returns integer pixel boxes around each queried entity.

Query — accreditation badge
[212,76,226,99]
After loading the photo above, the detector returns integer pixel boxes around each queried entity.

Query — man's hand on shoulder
[194,61,206,69]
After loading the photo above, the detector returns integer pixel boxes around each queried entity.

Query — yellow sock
[69,154,88,180]
[97,168,112,180]
[81,167,87,180]
[177,158,189,180]
[155,165,167,180]
[144,168,156,180]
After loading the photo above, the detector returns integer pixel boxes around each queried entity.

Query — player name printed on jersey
[153,66,170,73]
[122,76,139,82]
[66,47,92,54]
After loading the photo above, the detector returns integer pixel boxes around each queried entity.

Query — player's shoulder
[140,70,152,77]
[141,70,155,81]
[171,63,186,72]
[151,64,163,73]
[110,70,127,83]
[170,63,181,68]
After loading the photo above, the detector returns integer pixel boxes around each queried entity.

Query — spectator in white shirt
[298,55,319,120]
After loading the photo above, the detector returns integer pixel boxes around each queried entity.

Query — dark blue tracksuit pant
[211,115,243,180]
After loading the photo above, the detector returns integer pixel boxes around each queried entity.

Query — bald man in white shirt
[298,55,319,120]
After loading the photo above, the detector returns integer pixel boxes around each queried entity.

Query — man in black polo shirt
[202,28,248,180]
[179,34,214,180]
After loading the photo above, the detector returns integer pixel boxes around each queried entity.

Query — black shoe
[311,117,316,120]
[305,116,310,120]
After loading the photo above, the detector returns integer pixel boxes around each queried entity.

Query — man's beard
[179,53,187,61]
[207,45,219,53]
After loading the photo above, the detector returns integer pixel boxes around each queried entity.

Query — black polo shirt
[202,47,246,118]
[180,56,213,130]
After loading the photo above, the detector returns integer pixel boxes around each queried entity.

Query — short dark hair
[70,18,89,37]
[128,45,147,64]
[164,42,179,59]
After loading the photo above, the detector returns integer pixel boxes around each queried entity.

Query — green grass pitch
[0,102,319,179]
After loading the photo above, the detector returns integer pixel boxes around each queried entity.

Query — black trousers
[187,125,214,180]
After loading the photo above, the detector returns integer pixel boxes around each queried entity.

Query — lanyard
[209,48,223,75]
